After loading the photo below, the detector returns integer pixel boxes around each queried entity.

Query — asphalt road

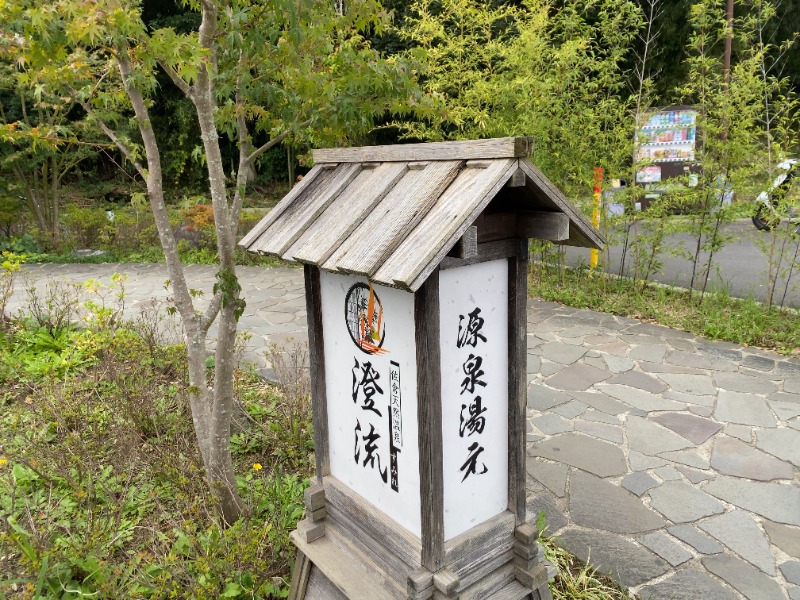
[563,219,800,309]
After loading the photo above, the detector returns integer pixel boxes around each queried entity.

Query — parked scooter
[752,158,799,234]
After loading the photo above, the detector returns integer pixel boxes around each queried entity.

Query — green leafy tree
[0,63,100,242]
[399,0,642,197]
[677,0,783,300]
[0,0,422,523]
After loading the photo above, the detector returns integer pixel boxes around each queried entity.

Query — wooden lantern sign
[240,138,603,600]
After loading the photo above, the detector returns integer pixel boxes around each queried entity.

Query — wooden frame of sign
[289,238,550,600]
[239,138,604,600]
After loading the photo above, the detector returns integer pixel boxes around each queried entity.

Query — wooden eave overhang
[239,137,604,292]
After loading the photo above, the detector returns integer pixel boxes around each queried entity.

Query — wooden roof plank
[254,163,361,256]
[323,160,464,276]
[517,159,604,250]
[372,159,517,290]
[238,164,328,250]
[284,162,409,265]
[313,137,533,164]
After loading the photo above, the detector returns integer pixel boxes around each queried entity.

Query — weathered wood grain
[260,163,361,256]
[239,164,328,250]
[313,137,534,163]
[303,566,349,600]
[323,476,422,571]
[373,159,517,291]
[325,161,463,277]
[518,159,604,249]
[415,271,445,571]
[517,212,569,241]
[290,527,406,600]
[288,549,312,600]
[507,169,527,188]
[508,240,528,524]
[444,511,515,577]
[449,226,478,259]
[459,563,517,600]
[439,239,520,271]
[485,581,534,600]
[304,266,330,478]
[286,162,408,265]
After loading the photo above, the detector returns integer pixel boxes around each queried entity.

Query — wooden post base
[287,479,552,600]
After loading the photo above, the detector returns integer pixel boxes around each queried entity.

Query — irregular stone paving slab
[698,339,743,354]
[607,370,668,393]
[637,569,738,600]
[713,371,778,394]
[636,531,692,567]
[782,561,800,585]
[526,458,568,498]
[676,466,713,483]
[703,555,786,600]
[769,400,800,421]
[581,409,620,425]
[596,384,684,412]
[628,343,669,363]
[545,363,612,391]
[763,520,800,558]
[626,416,694,456]
[526,384,572,411]
[665,350,737,372]
[658,449,710,469]
[569,391,640,416]
[629,451,667,470]
[654,466,682,481]
[537,342,588,365]
[782,375,800,393]
[651,412,723,444]
[741,354,776,371]
[715,391,777,427]
[528,433,627,477]
[593,341,630,356]
[776,361,800,377]
[649,481,725,523]
[656,372,719,396]
[711,436,795,481]
[622,471,659,496]
[687,405,714,417]
[699,510,776,575]
[526,354,541,375]
[539,360,563,377]
[723,423,752,442]
[640,361,704,375]
[551,399,588,419]
[770,391,800,405]
[703,477,800,526]
[668,524,724,554]
[526,493,567,534]
[600,354,635,373]
[569,471,665,534]
[755,427,800,467]
[574,419,623,444]
[791,587,800,600]
[531,413,573,435]
[663,389,716,406]
[557,528,670,588]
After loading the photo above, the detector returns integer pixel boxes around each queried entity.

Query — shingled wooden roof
[240,137,604,291]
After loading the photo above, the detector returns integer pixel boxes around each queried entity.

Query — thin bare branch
[78,98,146,180]
[245,119,312,165]
[157,60,194,99]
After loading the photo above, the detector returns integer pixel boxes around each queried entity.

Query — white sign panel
[320,271,421,537]
[439,260,509,541]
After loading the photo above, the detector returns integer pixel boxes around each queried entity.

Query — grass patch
[0,294,313,598]
[530,263,800,355]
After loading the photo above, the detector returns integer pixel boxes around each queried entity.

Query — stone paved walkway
[9,263,800,600]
